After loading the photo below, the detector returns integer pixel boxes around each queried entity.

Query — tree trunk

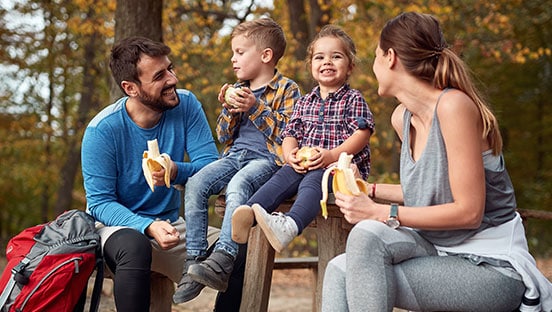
[308,0,331,36]
[286,0,309,61]
[54,16,102,215]
[110,0,163,101]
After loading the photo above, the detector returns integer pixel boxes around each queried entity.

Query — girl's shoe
[251,203,298,252]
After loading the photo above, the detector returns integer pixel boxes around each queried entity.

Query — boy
[173,17,301,304]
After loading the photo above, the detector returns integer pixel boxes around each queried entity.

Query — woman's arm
[337,91,487,230]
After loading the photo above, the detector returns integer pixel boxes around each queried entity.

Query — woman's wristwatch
[385,203,400,229]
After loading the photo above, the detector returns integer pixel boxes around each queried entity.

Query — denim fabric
[184,150,279,258]
[246,165,327,233]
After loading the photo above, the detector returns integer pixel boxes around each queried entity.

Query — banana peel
[320,152,369,219]
[142,139,172,192]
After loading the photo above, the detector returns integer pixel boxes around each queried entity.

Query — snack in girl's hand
[296,146,317,169]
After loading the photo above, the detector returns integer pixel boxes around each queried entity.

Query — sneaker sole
[232,205,254,244]
[188,264,228,292]
[172,281,205,303]
[251,204,285,252]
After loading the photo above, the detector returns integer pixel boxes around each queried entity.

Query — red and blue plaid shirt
[282,83,375,179]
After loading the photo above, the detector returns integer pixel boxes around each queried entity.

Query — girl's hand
[306,147,331,170]
[287,147,308,174]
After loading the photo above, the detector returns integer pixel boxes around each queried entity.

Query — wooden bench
[96,202,548,312]
[518,208,552,221]
[212,199,552,312]
[215,194,350,312]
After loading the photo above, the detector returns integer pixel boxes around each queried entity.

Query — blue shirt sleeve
[81,91,218,233]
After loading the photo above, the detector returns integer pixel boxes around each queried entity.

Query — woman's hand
[334,191,379,224]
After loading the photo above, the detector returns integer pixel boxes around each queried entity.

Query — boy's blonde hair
[231,18,286,65]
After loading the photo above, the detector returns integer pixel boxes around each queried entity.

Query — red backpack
[0,210,103,312]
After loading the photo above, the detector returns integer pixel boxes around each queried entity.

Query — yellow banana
[320,152,369,219]
[142,139,172,192]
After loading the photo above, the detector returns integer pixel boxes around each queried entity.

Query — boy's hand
[220,85,255,113]
[219,84,237,111]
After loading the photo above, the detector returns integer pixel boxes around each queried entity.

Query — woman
[321,12,552,312]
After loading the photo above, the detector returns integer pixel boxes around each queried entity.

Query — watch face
[386,218,400,229]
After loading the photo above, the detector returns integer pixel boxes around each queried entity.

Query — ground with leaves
[1,258,550,311]
[97,268,313,312]
[95,259,552,312]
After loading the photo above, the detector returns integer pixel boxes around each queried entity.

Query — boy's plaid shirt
[216,70,301,165]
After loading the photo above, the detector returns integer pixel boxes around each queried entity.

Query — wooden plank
[273,256,318,269]
[239,226,275,312]
[149,272,174,312]
[315,211,349,311]
[518,208,552,221]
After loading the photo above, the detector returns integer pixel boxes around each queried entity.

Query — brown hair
[306,24,357,70]
[109,36,171,92]
[231,18,286,65]
[380,12,502,154]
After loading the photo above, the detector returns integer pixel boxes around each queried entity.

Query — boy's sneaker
[232,205,255,244]
[173,256,206,304]
[251,203,298,252]
[188,250,235,291]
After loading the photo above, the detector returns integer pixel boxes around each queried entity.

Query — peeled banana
[142,139,172,192]
[320,152,369,219]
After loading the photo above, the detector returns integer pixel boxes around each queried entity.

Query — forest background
[0,0,551,257]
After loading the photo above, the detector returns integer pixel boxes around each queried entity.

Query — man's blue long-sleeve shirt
[81,89,218,233]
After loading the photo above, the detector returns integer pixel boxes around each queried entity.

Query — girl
[231,25,374,252]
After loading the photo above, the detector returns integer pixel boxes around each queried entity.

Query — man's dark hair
[109,36,171,91]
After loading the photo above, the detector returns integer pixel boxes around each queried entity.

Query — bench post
[239,226,276,312]
[314,213,349,311]
[150,272,174,312]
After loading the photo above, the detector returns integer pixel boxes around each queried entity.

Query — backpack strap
[88,249,104,312]
[0,277,16,308]
[0,258,30,308]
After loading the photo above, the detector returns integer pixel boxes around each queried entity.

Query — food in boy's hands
[224,86,241,108]
[142,139,172,192]
[320,152,369,219]
[296,146,317,169]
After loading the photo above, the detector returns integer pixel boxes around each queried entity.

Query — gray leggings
[322,220,525,312]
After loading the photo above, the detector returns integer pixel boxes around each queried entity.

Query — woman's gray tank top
[400,89,517,246]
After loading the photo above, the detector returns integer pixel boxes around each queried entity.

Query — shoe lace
[269,212,290,227]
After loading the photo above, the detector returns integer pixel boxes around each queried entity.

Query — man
[81,36,234,311]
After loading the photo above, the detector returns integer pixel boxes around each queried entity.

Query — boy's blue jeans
[184,150,279,258]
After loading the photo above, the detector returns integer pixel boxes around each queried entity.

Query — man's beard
[138,86,180,112]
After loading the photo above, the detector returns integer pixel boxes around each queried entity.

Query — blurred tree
[0,0,112,235]
[53,4,107,216]
[110,0,163,100]
[0,0,551,256]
